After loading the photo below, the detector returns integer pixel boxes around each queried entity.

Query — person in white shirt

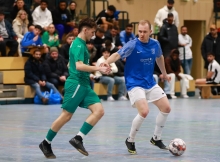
[95,48,127,101]
[32,0,52,31]
[154,0,179,28]
[178,26,193,74]
[196,52,220,84]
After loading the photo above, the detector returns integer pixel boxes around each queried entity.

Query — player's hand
[33,35,39,42]
[161,74,171,82]
[98,66,111,74]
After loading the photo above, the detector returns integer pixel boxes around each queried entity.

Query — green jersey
[67,37,90,86]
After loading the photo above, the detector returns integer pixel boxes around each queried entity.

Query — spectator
[71,25,78,38]
[165,49,192,98]
[32,0,53,31]
[24,49,60,104]
[159,13,178,58]
[30,0,41,12]
[12,9,28,56]
[21,25,48,55]
[95,5,116,31]
[201,24,220,69]
[105,26,122,48]
[42,24,59,48]
[120,24,136,46]
[91,27,105,62]
[28,24,35,32]
[0,0,15,13]
[67,1,78,24]
[178,26,193,74]
[44,47,69,88]
[60,33,74,65]
[105,39,118,55]
[154,0,179,28]
[52,0,74,40]
[96,48,127,101]
[86,40,97,66]
[0,10,18,57]
[10,0,33,26]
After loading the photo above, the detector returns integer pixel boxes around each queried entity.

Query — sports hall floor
[0,94,220,162]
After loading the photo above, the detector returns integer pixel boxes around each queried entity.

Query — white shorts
[128,84,166,108]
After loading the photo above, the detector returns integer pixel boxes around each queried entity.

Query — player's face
[103,51,110,59]
[138,24,152,43]
[207,55,214,62]
[181,27,187,36]
[33,51,41,60]
[85,27,96,41]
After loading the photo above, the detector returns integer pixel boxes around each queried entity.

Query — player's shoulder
[150,38,160,46]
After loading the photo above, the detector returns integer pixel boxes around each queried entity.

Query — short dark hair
[167,13,174,18]
[41,0,48,4]
[207,52,215,57]
[171,49,179,55]
[105,39,112,47]
[59,0,67,4]
[86,39,94,44]
[108,5,116,12]
[34,25,43,31]
[168,0,174,4]
[65,33,74,39]
[112,26,119,30]
[33,49,41,54]
[181,26,187,30]
[126,24,133,28]
[78,18,97,32]
[101,47,110,53]
[96,27,105,34]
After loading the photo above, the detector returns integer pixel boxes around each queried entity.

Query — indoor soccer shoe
[150,137,168,150]
[69,135,89,156]
[125,138,137,154]
[39,140,56,159]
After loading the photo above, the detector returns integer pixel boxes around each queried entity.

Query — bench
[196,83,220,99]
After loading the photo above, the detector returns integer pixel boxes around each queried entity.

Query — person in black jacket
[159,13,178,58]
[60,33,74,65]
[52,0,75,40]
[24,49,60,104]
[0,10,18,56]
[105,26,122,48]
[44,47,69,88]
[201,24,220,69]
[105,39,118,55]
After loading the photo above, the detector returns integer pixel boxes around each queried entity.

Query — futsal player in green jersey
[39,18,111,159]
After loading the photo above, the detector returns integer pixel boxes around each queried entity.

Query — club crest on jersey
[151,48,155,54]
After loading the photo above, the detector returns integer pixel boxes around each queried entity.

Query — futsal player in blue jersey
[102,20,171,154]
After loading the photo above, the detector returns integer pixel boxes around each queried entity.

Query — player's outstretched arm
[105,52,121,65]
[156,55,170,81]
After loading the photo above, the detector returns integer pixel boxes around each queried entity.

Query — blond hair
[14,10,29,26]
[138,20,151,29]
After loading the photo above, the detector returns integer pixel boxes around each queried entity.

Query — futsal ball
[168,138,186,156]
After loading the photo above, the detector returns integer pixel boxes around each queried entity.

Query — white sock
[153,111,169,141]
[45,138,51,144]
[77,131,85,139]
[127,114,145,142]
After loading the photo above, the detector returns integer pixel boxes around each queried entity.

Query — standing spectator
[154,0,179,28]
[120,24,136,46]
[30,0,41,12]
[95,5,116,31]
[159,13,178,58]
[67,1,78,25]
[52,0,74,40]
[42,24,59,48]
[10,0,33,25]
[12,10,28,56]
[44,47,69,88]
[105,26,122,48]
[201,24,220,69]
[24,49,60,104]
[32,0,53,31]
[165,49,192,98]
[105,39,118,55]
[60,33,74,65]
[178,26,193,74]
[0,10,18,57]
[86,40,97,66]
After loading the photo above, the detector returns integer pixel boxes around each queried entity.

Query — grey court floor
[0,98,220,162]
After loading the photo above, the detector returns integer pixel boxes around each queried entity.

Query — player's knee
[96,108,104,118]
[163,106,171,113]
[140,109,149,118]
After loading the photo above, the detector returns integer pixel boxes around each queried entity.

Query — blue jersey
[117,38,162,90]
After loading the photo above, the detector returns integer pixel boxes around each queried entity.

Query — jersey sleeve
[155,40,162,58]
[117,40,136,59]
[71,44,85,62]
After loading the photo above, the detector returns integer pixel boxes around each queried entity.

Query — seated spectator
[105,39,118,55]
[44,47,69,88]
[42,24,59,48]
[10,0,33,26]
[196,52,220,84]
[0,10,18,57]
[96,48,127,101]
[12,10,29,57]
[91,27,105,62]
[32,0,53,31]
[71,26,78,38]
[67,1,79,25]
[60,33,74,65]
[52,0,75,40]
[21,25,48,55]
[120,24,136,46]
[105,26,122,49]
[24,49,60,104]
[30,0,41,12]
[86,40,97,66]
[95,5,116,31]
[28,24,35,32]
[165,49,192,98]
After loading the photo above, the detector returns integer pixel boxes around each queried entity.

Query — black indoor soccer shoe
[150,137,168,150]
[125,138,137,155]
[39,140,56,159]
[69,135,89,156]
